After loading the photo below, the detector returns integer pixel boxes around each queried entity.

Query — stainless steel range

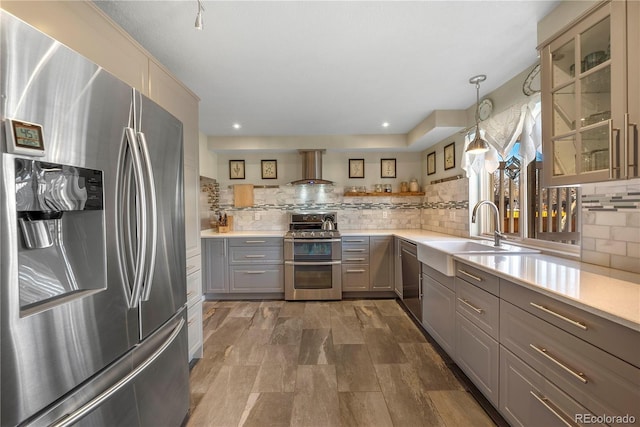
[284,212,342,300]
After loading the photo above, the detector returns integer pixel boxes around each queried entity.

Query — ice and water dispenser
[15,158,106,309]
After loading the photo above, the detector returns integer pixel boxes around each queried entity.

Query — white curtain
[462,94,541,177]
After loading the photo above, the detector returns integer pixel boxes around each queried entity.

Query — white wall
[215,150,423,191]
[199,131,217,178]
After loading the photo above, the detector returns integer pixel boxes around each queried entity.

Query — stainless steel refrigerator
[0,12,189,427]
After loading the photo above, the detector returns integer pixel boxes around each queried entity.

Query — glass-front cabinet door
[541,1,628,185]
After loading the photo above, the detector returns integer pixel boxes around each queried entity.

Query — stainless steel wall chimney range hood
[291,150,333,185]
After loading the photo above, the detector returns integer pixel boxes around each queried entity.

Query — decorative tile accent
[580,178,640,274]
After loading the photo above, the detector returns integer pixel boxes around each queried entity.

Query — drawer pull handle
[346,257,366,261]
[345,249,366,252]
[458,269,483,282]
[457,298,484,314]
[244,271,266,274]
[529,302,588,331]
[344,239,365,243]
[346,269,366,273]
[529,391,576,427]
[529,344,588,384]
[245,240,266,243]
[245,254,266,258]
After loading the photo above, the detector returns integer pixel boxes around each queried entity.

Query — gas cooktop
[284,230,341,239]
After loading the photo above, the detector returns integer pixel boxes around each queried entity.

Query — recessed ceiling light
[382,122,390,128]
[233,123,241,129]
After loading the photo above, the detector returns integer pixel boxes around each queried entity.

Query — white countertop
[454,253,640,330]
[201,230,286,238]
[200,228,640,330]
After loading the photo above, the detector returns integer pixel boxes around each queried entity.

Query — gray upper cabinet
[541,1,639,185]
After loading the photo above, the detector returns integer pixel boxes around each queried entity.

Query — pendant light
[195,0,204,30]
[466,74,490,154]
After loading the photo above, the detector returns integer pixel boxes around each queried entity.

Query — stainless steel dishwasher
[400,239,422,321]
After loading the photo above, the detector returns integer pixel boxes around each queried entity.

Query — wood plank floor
[187,299,496,427]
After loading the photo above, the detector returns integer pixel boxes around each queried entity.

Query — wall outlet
[254,212,261,221]
[382,210,388,219]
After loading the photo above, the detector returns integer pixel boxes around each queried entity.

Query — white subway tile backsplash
[582,224,612,240]
[611,226,640,243]
[594,211,627,226]
[595,239,627,256]
[581,250,611,268]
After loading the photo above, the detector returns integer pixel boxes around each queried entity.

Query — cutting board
[233,184,254,207]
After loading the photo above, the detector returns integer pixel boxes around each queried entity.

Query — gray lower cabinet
[421,265,455,356]
[202,237,284,294]
[369,236,394,291]
[342,235,395,292]
[500,346,606,427]
[500,299,640,422]
[342,237,370,291]
[228,237,284,293]
[454,263,500,406]
[229,265,284,293]
[453,259,640,422]
[202,238,228,293]
[456,312,500,406]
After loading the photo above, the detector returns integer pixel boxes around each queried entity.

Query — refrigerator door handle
[124,127,148,308]
[49,317,186,427]
[137,131,158,301]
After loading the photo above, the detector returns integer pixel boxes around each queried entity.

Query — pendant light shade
[466,75,489,154]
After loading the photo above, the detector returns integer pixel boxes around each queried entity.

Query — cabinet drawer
[456,278,499,340]
[501,280,640,368]
[422,263,454,291]
[229,265,284,293]
[341,244,369,257]
[341,236,370,245]
[187,300,203,361]
[500,300,640,421]
[342,253,370,264]
[342,265,370,291]
[229,246,283,264]
[228,237,283,247]
[500,346,605,427]
[186,269,202,307]
[455,261,499,296]
[455,312,499,406]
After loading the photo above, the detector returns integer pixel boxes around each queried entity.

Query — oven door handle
[285,260,342,266]
[284,238,342,243]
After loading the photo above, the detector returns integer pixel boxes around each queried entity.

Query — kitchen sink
[417,239,540,276]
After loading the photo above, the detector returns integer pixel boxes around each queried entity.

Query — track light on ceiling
[195,0,204,30]
[466,74,490,154]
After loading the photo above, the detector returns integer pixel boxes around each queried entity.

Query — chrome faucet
[472,200,507,247]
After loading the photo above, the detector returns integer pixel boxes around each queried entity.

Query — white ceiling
[94,0,558,140]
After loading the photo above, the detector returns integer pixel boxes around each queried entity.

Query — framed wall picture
[261,159,277,179]
[444,142,455,170]
[427,152,436,175]
[229,160,245,179]
[349,158,365,178]
[381,158,396,178]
